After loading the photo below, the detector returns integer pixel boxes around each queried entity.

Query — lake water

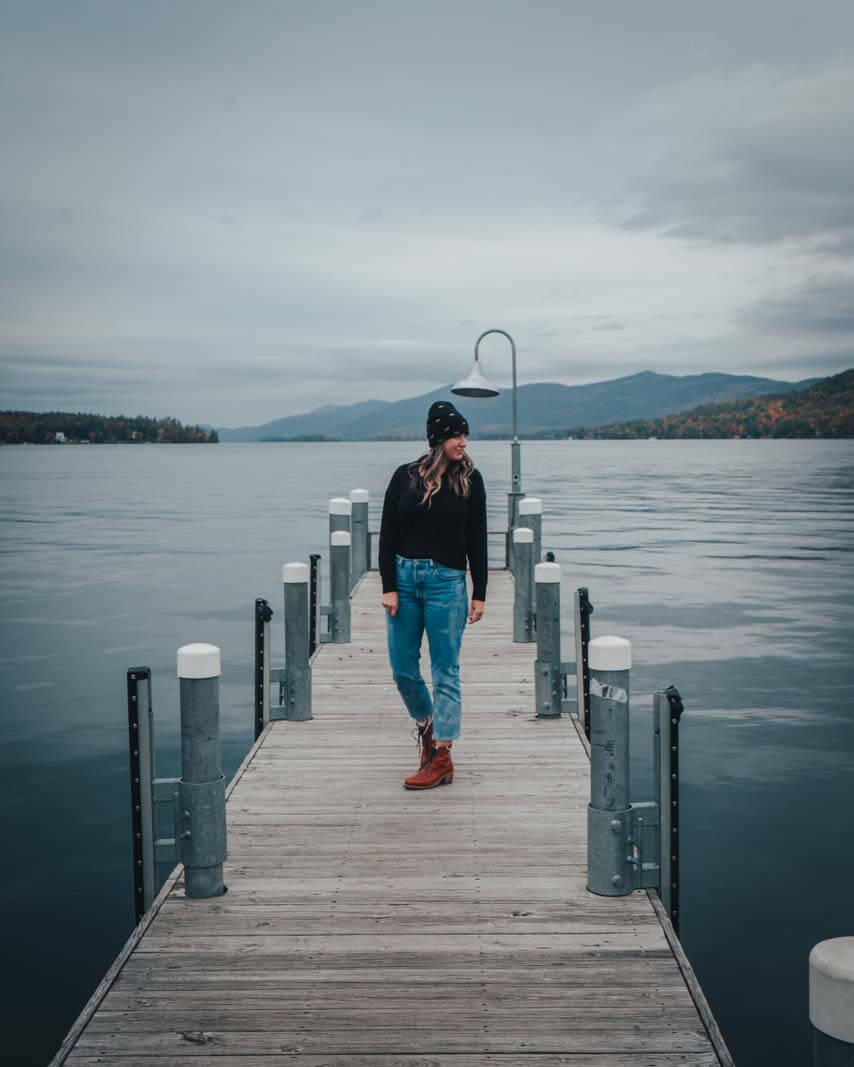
[1,439,852,1066]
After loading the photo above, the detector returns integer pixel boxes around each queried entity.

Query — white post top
[177,643,221,679]
[331,531,351,546]
[589,636,631,671]
[282,562,310,583]
[349,488,369,503]
[328,497,352,514]
[519,497,543,515]
[810,937,854,1044]
[513,526,534,543]
[534,561,561,583]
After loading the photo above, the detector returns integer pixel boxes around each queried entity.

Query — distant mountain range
[217,370,822,441]
[568,368,854,439]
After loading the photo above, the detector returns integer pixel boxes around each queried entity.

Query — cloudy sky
[2,1,853,426]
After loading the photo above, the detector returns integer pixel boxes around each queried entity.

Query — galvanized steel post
[281,562,312,720]
[810,939,854,1066]
[587,636,632,897]
[330,531,351,643]
[512,527,534,642]
[518,496,542,563]
[534,561,562,717]
[349,488,369,589]
[176,643,227,899]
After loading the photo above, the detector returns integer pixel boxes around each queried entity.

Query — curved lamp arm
[474,329,517,442]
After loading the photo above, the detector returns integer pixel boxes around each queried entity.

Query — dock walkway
[59,569,728,1065]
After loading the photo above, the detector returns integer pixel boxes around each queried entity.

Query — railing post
[330,531,351,643]
[349,489,369,589]
[587,635,633,897]
[518,497,542,563]
[254,598,273,741]
[810,939,854,1065]
[574,587,593,738]
[512,527,534,642]
[534,561,562,716]
[280,562,312,720]
[127,666,155,923]
[176,643,227,899]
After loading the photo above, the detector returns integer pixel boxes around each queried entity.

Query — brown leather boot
[415,718,434,769]
[404,742,453,790]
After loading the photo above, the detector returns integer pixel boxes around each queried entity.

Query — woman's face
[442,434,467,462]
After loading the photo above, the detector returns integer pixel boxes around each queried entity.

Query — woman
[378,400,487,790]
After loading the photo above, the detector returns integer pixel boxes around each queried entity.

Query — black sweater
[379,463,488,601]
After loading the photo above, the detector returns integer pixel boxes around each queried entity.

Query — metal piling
[176,643,227,900]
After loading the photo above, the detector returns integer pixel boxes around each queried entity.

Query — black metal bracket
[665,684,684,935]
[127,666,151,924]
[577,587,594,737]
[254,598,274,741]
[309,554,321,657]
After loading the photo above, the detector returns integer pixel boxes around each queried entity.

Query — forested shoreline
[0,411,218,444]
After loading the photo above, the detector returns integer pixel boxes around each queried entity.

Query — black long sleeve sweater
[378,463,488,601]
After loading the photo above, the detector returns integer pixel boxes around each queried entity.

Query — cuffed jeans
[386,555,468,741]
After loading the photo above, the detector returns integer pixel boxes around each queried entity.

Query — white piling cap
[519,497,543,515]
[328,497,352,514]
[589,636,632,671]
[350,488,369,503]
[535,562,561,583]
[331,531,351,546]
[513,526,534,543]
[810,938,854,1043]
[177,643,221,679]
[282,562,310,583]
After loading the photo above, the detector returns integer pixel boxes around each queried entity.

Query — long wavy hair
[408,443,473,507]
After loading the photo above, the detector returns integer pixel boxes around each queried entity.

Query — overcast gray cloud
[2,1,853,426]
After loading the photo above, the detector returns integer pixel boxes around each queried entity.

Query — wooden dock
[56,569,732,1065]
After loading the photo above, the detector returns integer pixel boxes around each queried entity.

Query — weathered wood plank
[66,1054,723,1066]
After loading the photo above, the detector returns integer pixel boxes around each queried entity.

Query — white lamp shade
[451,358,499,398]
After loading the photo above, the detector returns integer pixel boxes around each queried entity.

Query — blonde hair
[408,444,473,507]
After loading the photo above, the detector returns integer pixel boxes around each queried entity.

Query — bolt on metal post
[810,939,854,1066]
[512,527,534,642]
[349,489,369,590]
[586,636,632,897]
[282,563,312,720]
[518,497,542,563]
[534,561,562,716]
[330,530,351,643]
[176,643,227,899]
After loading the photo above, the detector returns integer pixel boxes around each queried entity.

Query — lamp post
[452,328,522,567]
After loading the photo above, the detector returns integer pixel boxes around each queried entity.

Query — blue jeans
[386,555,468,741]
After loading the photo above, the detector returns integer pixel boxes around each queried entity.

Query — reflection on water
[1,440,852,1066]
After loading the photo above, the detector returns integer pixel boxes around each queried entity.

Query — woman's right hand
[381,592,399,617]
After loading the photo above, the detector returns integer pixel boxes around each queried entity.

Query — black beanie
[426,401,469,447]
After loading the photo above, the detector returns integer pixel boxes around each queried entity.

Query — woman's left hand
[468,599,485,624]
